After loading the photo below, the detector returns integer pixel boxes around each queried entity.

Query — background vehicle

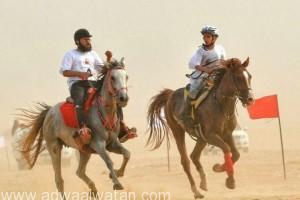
[232,126,249,152]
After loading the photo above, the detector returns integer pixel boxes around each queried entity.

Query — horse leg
[76,151,98,197]
[206,133,235,189]
[224,134,240,163]
[170,124,204,199]
[212,134,240,170]
[46,140,65,198]
[106,140,130,178]
[190,141,208,191]
[90,140,123,190]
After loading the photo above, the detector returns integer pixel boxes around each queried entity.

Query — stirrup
[78,125,92,144]
[119,127,137,143]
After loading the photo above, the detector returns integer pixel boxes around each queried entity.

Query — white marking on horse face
[111,69,128,92]
[111,69,129,106]
[242,70,250,88]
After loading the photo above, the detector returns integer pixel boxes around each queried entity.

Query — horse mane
[223,58,244,71]
[207,58,244,91]
[98,59,125,78]
[211,67,226,86]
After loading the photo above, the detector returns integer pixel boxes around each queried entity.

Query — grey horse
[19,59,130,198]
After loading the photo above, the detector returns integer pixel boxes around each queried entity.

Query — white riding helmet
[201,25,219,37]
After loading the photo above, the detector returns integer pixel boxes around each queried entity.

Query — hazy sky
[1,0,299,143]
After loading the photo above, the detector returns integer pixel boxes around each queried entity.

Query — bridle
[95,66,128,131]
[105,67,128,96]
[219,63,252,104]
[215,64,252,120]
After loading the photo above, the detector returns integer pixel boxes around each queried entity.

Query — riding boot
[181,97,196,130]
[74,106,91,145]
[118,120,137,143]
[75,105,85,127]
[116,107,137,142]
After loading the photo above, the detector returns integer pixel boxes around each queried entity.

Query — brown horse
[147,58,254,199]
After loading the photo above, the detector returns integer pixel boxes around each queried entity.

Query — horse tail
[11,119,19,136]
[17,102,51,169]
[146,89,174,150]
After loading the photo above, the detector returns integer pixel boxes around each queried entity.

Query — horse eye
[126,75,129,80]
[111,76,115,81]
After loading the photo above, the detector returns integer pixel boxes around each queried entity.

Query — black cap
[74,29,92,43]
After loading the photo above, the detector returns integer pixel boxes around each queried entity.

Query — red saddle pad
[60,102,79,128]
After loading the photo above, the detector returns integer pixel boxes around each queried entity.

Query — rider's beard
[77,43,92,52]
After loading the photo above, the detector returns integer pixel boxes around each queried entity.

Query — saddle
[60,88,98,153]
[184,77,215,109]
[60,87,137,152]
[60,87,98,128]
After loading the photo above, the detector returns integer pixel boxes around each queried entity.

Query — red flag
[247,95,279,119]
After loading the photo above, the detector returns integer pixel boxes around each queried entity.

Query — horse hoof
[113,183,124,190]
[194,192,204,199]
[213,163,225,173]
[225,177,235,189]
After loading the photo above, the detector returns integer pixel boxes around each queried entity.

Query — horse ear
[222,59,232,68]
[242,57,250,68]
[101,64,109,74]
[120,57,125,68]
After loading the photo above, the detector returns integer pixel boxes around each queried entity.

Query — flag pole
[277,115,286,180]
[277,96,286,180]
[247,94,286,180]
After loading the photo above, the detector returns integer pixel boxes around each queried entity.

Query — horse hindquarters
[165,99,204,199]
[42,108,66,195]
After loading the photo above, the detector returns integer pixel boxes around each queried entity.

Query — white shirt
[59,49,104,89]
[189,44,226,70]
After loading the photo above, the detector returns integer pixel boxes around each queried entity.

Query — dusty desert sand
[1,0,300,199]
[1,130,299,200]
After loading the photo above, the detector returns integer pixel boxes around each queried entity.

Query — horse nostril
[247,97,254,103]
[120,96,127,102]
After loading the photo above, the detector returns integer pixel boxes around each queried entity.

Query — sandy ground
[0,133,300,200]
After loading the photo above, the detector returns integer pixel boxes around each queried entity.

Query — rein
[96,96,117,131]
[95,67,125,131]
[214,68,242,121]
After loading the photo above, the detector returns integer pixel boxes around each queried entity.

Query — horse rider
[181,25,226,128]
[59,28,137,142]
